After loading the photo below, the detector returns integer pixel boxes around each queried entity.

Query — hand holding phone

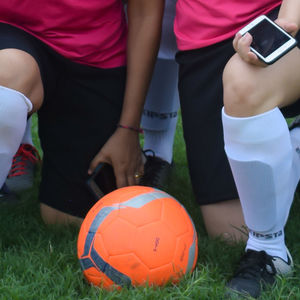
[238,15,297,65]
[86,163,117,200]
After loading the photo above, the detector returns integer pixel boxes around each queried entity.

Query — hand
[233,32,265,67]
[233,18,298,67]
[88,128,144,188]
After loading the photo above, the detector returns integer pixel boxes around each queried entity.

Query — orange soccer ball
[77,186,198,289]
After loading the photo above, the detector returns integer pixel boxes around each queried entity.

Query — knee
[0,49,43,109]
[222,58,260,117]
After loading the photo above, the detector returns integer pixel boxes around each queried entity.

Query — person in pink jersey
[0,0,164,224]
[175,0,300,297]
[5,0,179,196]
[175,0,282,241]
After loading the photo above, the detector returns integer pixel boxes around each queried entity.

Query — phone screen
[248,19,289,57]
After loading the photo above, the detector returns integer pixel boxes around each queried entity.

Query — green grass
[0,114,300,300]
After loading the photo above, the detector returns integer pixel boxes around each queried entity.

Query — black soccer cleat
[139,149,173,191]
[226,249,293,298]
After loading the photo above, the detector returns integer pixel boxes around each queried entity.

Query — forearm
[119,0,164,127]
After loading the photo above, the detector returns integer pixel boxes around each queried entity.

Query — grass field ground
[0,114,299,299]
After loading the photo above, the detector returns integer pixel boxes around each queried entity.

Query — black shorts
[176,7,300,205]
[0,23,126,217]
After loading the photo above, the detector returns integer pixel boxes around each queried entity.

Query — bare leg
[40,203,83,226]
[200,198,247,242]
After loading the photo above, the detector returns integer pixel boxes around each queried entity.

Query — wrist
[117,123,144,134]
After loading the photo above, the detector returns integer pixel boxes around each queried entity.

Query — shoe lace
[234,250,276,280]
[8,144,41,178]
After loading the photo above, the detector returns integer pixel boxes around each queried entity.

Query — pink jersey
[0,1,127,68]
[175,0,281,51]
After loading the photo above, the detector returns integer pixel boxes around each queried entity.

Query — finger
[133,164,144,184]
[236,33,262,64]
[127,173,136,186]
[238,32,252,55]
[233,32,243,52]
[135,153,145,183]
[115,168,128,188]
[128,161,142,186]
[88,153,110,175]
[240,46,266,67]
[247,51,262,65]
[88,157,101,175]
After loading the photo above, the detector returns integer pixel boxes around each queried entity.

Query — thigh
[176,40,239,205]
[38,62,126,218]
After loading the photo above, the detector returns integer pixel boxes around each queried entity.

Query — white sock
[247,229,286,260]
[0,86,32,188]
[141,58,179,132]
[143,115,177,163]
[222,107,298,260]
[21,115,33,145]
[141,58,179,163]
[289,126,300,190]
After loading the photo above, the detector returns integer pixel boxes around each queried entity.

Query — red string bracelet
[117,123,144,134]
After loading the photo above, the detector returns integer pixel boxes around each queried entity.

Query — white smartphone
[239,15,297,65]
